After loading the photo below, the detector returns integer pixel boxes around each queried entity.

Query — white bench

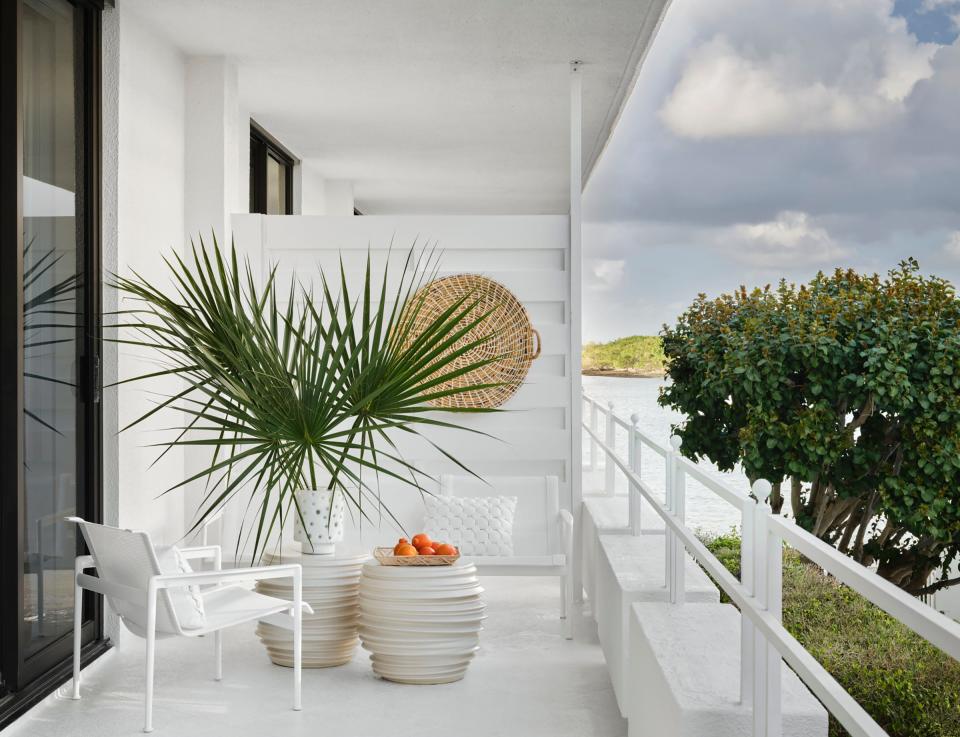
[437,475,574,639]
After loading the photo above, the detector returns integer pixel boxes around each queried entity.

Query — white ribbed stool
[255,548,369,667]
[358,560,486,684]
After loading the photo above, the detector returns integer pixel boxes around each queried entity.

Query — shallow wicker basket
[374,547,460,566]
[398,274,540,409]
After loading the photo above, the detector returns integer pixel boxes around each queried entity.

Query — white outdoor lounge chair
[67,517,312,733]
[437,475,574,639]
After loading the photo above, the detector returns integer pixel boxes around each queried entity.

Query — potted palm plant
[113,239,504,561]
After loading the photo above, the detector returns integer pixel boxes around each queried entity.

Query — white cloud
[659,0,938,138]
[718,211,848,267]
[586,259,626,292]
[944,231,960,258]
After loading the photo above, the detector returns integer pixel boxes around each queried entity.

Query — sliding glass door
[1,0,104,724]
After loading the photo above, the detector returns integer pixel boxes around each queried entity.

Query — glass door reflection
[21,0,83,659]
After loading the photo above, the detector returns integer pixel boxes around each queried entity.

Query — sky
[581,0,960,341]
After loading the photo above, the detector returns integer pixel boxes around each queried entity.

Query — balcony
[8,577,622,737]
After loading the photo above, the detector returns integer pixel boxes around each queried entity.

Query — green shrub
[664,262,960,595]
[700,531,960,737]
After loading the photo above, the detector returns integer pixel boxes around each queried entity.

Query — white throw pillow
[153,545,206,630]
[424,495,518,556]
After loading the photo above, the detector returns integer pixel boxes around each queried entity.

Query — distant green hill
[582,335,665,377]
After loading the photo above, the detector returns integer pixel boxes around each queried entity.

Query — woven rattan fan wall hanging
[398,274,540,409]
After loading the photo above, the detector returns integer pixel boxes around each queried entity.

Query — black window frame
[249,121,295,215]
[0,0,109,727]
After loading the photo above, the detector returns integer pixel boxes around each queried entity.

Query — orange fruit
[435,543,457,556]
[411,533,432,549]
[393,538,410,554]
[395,544,418,556]
[418,546,437,556]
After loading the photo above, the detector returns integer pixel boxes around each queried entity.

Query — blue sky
[582,0,960,341]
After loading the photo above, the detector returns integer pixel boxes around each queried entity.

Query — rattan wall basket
[398,274,540,409]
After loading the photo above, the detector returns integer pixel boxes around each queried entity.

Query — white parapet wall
[597,534,720,717]
[628,602,827,737]
[582,497,631,616]
[226,213,573,556]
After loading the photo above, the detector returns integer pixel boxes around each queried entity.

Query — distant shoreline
[582,368,665,379]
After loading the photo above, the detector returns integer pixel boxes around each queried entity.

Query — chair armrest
[153,563,301,589]
[178,545,222,571]
[200,509,224,546]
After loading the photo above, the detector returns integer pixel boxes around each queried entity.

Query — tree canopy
[660,260,960,595]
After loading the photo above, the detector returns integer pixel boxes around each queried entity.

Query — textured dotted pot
[293,489,346,555]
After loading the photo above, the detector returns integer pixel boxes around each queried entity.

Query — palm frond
[111,237,506,562]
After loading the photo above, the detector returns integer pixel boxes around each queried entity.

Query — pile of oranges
[393,533,458,557]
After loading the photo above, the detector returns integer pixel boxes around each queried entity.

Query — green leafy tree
[660,260,960,595]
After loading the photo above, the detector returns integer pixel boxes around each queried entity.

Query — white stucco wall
[115,6,187,542]
[324,179,355,215]
[297,159,328,215]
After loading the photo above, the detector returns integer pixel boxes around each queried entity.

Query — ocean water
[582,375,754,536]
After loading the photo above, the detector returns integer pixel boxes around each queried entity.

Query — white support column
[569,60,585,604]
[183,56,243,543]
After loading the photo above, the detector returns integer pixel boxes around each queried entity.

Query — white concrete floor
[6,577,624,737]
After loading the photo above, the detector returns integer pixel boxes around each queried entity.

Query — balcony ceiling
[124,0,670,214]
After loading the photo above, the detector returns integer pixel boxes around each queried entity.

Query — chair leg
[144,589,157,733]
[214,630,222,681]
[71,569,82,700]
[560,573,567,619]
[293,571,303,711]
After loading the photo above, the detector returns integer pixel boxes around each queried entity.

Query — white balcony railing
[581,391,960,737]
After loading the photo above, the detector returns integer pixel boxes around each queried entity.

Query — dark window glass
[250,125,293,215]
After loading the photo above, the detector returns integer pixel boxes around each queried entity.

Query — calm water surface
[582,375,759,535]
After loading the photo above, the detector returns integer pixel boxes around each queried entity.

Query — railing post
[589,398,599,471]
[604,402,616,496]
[751,479,781,737]
[628,413,641,534]
[664,436,676,600]
[670,436,685,604]
[740,495,756,708]
[765,484,783,737]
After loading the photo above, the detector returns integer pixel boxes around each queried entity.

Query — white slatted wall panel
[228,214,572,547]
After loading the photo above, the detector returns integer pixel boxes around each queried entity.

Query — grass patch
[701,530,960,737]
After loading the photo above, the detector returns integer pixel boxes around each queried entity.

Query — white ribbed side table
[255,548,370,667]
[358,560,485,684]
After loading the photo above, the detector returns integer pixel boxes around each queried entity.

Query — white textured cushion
[424,495,517,556]
[154,545,206,630]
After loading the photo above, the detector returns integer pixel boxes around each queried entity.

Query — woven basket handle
[530,328,541,359]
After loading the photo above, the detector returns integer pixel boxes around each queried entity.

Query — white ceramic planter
[293,489,346,555]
